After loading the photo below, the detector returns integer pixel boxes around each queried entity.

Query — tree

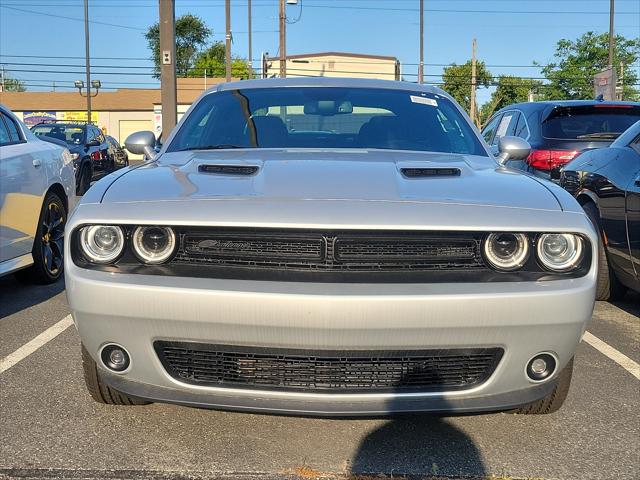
[441,60,492,113]
[145,14,211,78]
[1,72,26,92]
[480,76,542,125]
[189,42,251,79]
[539,32,640,101]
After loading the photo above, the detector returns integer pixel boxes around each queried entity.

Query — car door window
[482,115,502,144]
[3,114,22,143]
[493,112,517,146]
[514,112,530,139]
[0,115,11,146]
[86,127,97,143]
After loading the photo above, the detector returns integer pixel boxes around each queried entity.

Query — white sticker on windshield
[410,95,438,107]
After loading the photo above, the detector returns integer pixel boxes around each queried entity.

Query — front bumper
[66,263,596,416]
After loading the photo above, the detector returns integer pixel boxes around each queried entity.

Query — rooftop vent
[401,167,461,178]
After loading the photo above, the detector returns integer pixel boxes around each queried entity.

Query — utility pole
[279,0,286,78]
[248,0,253,78]
[225,0,232,82]
[418,0,424,83]
[608,0,616,100]
[0,65,5,92]
[470,38,477,126]
[159,0,177,134]
[84,0,92,123]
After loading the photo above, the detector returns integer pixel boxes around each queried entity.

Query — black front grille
[155,342,503,393]
[173,228,484,275]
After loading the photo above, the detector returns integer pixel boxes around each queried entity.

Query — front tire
[15,191,66,285]
[81,344,150,406]
[513,358,573,415]
[582,202,626,301]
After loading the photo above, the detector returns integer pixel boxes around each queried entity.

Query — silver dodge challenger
[65,78,597,416]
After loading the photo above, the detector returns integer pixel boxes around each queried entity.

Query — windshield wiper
[178,144,247,151]
[576,132,621,139]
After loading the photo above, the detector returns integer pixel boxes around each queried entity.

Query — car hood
[100,149,561,211]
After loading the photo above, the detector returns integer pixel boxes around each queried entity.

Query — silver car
[0,104,75,283]
[65,78,596,416]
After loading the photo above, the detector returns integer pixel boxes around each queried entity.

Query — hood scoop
[198,164,259,175]
[401,167,461,178]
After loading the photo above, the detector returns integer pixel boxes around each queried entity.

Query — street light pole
[470,38,477,126]
[608,0,616,99]
[279,0,286,78]
[83,0,92,123]
[159,0,177,135]
[418,0,424,84]
[248,0,252,78]
[225,0,232,82]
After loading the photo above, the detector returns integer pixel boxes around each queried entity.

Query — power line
[0,5,146,30]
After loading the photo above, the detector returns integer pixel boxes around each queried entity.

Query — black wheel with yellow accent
[15,191,66,285]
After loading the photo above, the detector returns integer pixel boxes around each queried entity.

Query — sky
[0,0,639,105]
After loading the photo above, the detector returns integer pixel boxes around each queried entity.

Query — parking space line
[0,315,73,374]
[584,331,640,380]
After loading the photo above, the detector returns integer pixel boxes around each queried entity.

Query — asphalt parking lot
[0,276,638,480]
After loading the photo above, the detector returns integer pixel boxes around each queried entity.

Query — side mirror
[124,131,157,160]
[496,136,531,165]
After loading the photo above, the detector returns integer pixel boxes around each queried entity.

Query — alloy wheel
[41,201,65,275]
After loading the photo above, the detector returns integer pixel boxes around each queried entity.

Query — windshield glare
[167,87,487,156]
[31,125,85,145]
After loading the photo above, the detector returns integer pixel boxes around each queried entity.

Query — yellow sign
[57,111,98,122]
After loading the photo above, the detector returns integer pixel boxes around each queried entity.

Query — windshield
[167,87,487,156]
[31,124,85,146]
[542,105,640,140]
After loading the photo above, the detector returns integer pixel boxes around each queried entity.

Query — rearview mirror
[124,131,157,159]
[496,136,531,165]
[303,100,353,116]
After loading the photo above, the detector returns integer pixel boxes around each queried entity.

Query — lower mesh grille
[155,342,503,393]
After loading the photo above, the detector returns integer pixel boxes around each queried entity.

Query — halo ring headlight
[79,225,125,264]
[132,226,176,264]
[483,233,530,271]
[537,233,583,272]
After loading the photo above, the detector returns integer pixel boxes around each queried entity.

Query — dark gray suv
[482,100,640,179]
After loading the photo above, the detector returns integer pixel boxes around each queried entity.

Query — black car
[31,122,113,195]
[482,101,640,179]
[560,120,640,300]
[106,135,129,168]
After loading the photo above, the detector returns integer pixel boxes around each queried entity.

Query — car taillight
[90,151,101,161]
[526,149,578,171]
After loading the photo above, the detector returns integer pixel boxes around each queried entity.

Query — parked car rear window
[32,124,85,145]
[542,105,640,140]
[168,87,487,156]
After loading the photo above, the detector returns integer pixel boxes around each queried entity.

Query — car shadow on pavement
[349,363,487,477]
[610,290,639,318]
[0,275,65,320]
[350,413,485,477]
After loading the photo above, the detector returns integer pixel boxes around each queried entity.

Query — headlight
[537,233,583,272]
[483,233,529,271]
[69,152,80,160]
[131,226,176,264]
[79,225,124,263]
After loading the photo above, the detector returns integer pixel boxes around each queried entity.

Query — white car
[0,104,75,283]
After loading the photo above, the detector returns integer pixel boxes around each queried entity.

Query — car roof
[214,77,447,96]
[498,100,640,112]
[32,122,87,128]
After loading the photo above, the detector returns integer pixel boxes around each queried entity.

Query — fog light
[100,344,130,372]
[526,353,557,382]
